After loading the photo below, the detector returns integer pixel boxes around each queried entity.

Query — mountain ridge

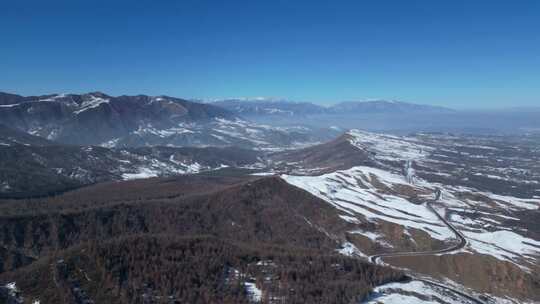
[209,97,455,117]
[0,91,337,149]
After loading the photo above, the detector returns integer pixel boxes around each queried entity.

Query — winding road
[367,188,487,304]
[368,189,467,264]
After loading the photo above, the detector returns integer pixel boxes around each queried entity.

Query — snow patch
[0,103,20,108]
[250,172,276,176]
[463,230,540,267]
[74,95,110,114]
[245,281,262,302]
[365,280,477,304]
[337,241,367,257]
[122,167,159,180]
[347,129,433,162]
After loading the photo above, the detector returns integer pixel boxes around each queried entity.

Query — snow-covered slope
[347,129,433,162]
[0,92,337,150]
[365,280,478,304]
[210,98,454,118]
[282,164,539,272]
[278,129,540,303]
[0,144,262,198]
[117,117,332,151]
[282,166,454,243]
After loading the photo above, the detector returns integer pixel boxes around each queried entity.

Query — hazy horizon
[2,89,539,111]
[2,0,539,109]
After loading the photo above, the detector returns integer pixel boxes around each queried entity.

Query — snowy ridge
[282,166,455,241]
[347,129,433,162]
[0,91,334,150]
[282,162,540,271]
[117,117,324,151]
[462,230,540,269]
[364,280,478,304]
[74,95,110,114]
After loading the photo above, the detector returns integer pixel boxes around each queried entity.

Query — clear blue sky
[1,0,539,108]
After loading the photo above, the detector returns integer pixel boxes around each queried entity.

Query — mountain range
[210,98,454,117]
[0,124,263,198]
[0,91,539,304]
[209,97,540,134]
[0,92,338,150]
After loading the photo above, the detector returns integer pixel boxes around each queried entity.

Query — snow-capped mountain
[330,100,454,114]
[0,92,336,149]
[210,98,327,117]
[210,98,454,118]
[0,92,233,144]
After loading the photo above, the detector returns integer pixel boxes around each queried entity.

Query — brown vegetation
[0,175,403,303]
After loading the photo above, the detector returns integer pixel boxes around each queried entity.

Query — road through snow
[367,188,487,304]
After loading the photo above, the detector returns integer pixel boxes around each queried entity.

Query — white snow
[0,182,11,192]
[365,280,477,304]
[245,281,262,302]
[210,133,229,142]
[264,108,293,115]
[255,260,276,267]
[0,103,20,108]
[119,158,212,181]
[5,282,17,291]
[133,124,195,138]
[339,214,361,224]
[74,95,110,114]
[100,138,121,148]
[185,162,202,173]
[4,282,19,298]
[121,167,159,180]
[250,172,276,176]
[479,192,539,210]
[367,293,433,304]
[282,166,455,241]
[337,241,367,257]
[46,128,60,140]
[449,214,479,226]
[212,118,318,150]
[38,93,66,102]
[351,230,394,248]
[463,230,540,266]
[347,129,433,162]
[227,269,262,302]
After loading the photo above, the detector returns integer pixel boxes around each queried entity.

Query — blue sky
[1,0,539,108]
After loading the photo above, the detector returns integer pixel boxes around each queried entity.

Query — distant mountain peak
[215,97,295,104]
[211,97,454,118]
[331,99,454,114]
[86,91,111,98]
